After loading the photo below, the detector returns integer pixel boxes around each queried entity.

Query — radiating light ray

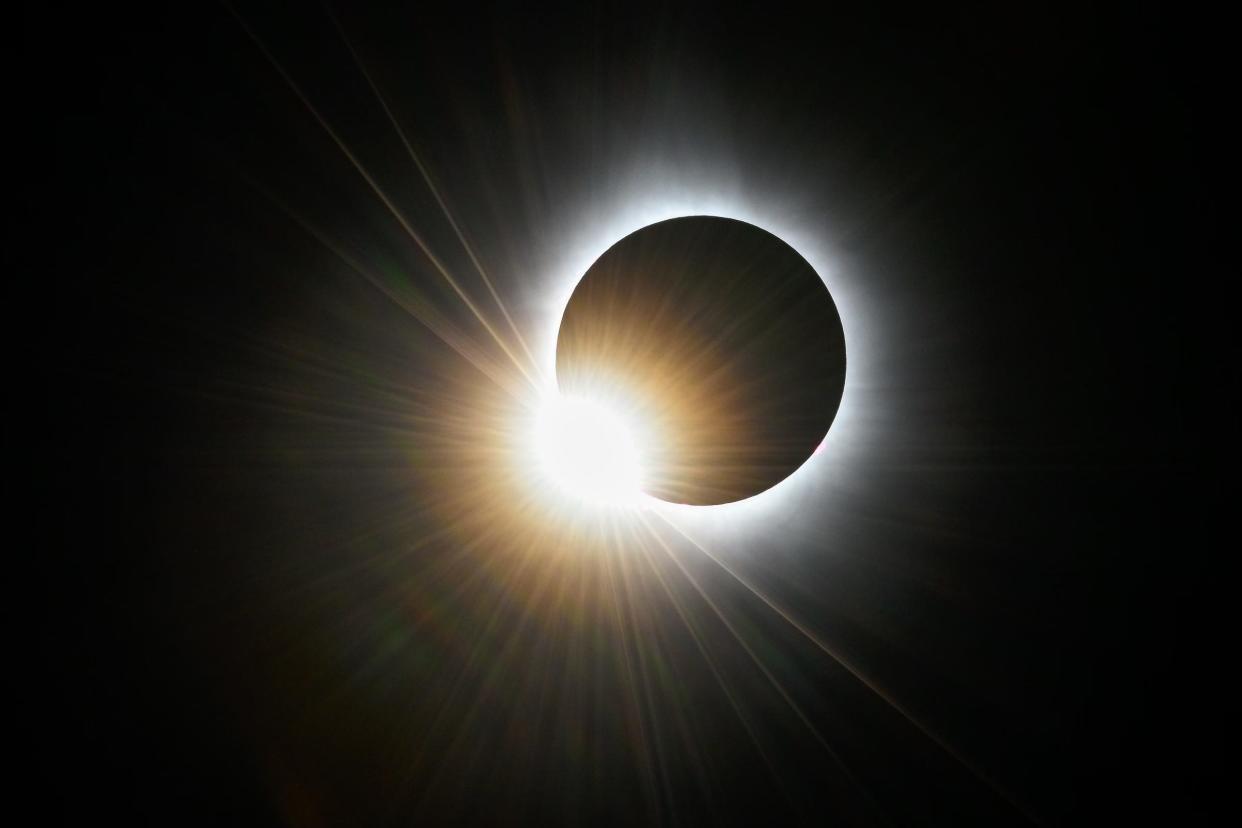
[252,180,528,396]
[651,511,1036,823]
[224,3,538,391]
[185,9,1039,822]
[629,520,795,802]
[637,512,885,821]
[600,531,670,818]
[409,531,603,804]
[324,5,542,381]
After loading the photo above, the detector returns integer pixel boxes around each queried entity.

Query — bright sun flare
[534,395,645,506]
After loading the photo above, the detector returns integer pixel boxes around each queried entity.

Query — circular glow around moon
[524,194,871,538]
[555,216,845,506]
[533,394,649,507]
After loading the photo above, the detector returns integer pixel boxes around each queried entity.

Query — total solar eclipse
[554,216,846,506]
[48,4,1207,822]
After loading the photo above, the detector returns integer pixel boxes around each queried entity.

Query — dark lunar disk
[556,216,846,505]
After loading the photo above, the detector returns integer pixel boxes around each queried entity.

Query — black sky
[31,3,1229,825]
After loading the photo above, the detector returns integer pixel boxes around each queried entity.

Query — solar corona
[551,216,847,507]
[50,4,1201,823]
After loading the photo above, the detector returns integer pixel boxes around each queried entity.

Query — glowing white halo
[528,189,868,536]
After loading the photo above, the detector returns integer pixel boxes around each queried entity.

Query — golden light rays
[215,5,1019,821]
[225,3,539,393]
[324,7,542,379]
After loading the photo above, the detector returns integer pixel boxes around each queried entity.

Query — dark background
[29,2,1229,825]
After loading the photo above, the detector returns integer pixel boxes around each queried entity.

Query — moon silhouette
[556,216,846,505]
